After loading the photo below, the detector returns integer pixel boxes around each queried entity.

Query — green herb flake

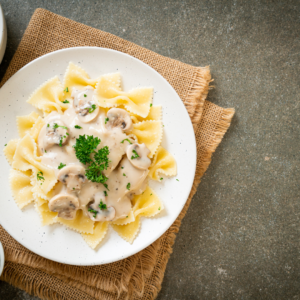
[58,162,66,170]
[88,208,98,218]
[150,103,152,107]
[73,187,75,190]
[88,104,97,113]
[104,191,108,197]
[121,138,132,144]
[37,171,45,182]
[99,201,107,210]
[59,137,63,147]
[4,144,7,146]
[121,166,124,169]
[66,132,69,136]
[158,207,161,210]
[123,173,126,176]
[45,150,47,153]
[47,124,50,127]
[126,183,131,190]
[105,117,109,124]
[126,216,128,218]
[53,123,68,130]
[160,177,163,180]
[150,193,152,196]
[176,179,179,181]
[74,125,82,129]
[131,149,140,160]
[84,94,87,97]
[64,87,69,93]
[62,100,69,104]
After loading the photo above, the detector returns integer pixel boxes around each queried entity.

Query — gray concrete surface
[0,0,299,299]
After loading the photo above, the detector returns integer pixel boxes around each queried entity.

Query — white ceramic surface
[0,4,7,63]
[0,47,196,266]
[0,241,4,276]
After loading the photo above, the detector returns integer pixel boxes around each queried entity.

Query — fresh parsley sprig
[131,149,140,159]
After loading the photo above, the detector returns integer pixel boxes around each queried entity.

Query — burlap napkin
[0,8,234,300]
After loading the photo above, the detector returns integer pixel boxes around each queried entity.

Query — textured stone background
[0,0,300,299]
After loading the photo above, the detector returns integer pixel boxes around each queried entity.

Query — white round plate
[0,4,7,63]
[0,241,4,275]
[0,47,196,265]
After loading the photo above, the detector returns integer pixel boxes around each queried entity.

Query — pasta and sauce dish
[3,62,177,249]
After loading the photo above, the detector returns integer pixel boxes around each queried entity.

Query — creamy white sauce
[37,87,150,221]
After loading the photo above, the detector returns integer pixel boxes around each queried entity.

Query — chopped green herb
[73,187,75,190]
[47,124,50,127]
[59,137,63,147]
[123,173,126,176]
[150,103,152,107]
[62,100,69,104]
[53,123,68,130]
[150,193,152,196]
[158,207,161,210]
[66,132,69,136]
[105,117,109,124]
[74,125,82,129]
[126,183,131,190]
[88,104,97,113]
[126,216,128,218]
[84,94,87,97]
[99,201,107,210]
[58,162,66,170]
[104,191,108,197]
[176,179,179,181]
[121,138,132,144]
[160,178,163,180]
[4,144,7,146]
[73,135,110,188]
[64,87,69,92]
[37,171,45,182]
[131,149,140,160]
[103,183,110,191]
[121,166,124,169]
[88,208,98,218]
[45,150,47,153]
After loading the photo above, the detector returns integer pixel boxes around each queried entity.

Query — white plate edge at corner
[0,47,197,265]
[0,241,4,276]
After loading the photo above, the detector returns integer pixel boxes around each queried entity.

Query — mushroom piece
[126,143,151,170]
[86,192,116,222]
[57,165,86,190]
[106,108,133,132]
[44,120,69,149]
[72,87,99,123]
[48,194,79,220]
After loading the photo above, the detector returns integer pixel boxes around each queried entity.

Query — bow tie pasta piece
[17,111,40,138]
[130,105,162,124]
[4,139,20,165]
[27,76,67,115]
[112,210,135,226]
[9,169,34,209]
[12,134,57,194]
[94,73,153,118]
[63,62,100,94]
[112,186,163,243]
[57,210,95,234]
[131,120,163,158]
[81,221,109,249]
[34,195,57,226]
[148,146,177,181]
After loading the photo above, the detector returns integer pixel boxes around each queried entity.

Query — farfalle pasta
[3,62,177,250]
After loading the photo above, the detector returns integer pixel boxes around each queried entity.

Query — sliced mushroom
[48,194,79,220]
[72,87,99,123]
[86,191,115,221]
[57,165,86,190]
[106,108,133,132]
[43,120,69,150]
[126,143,151,170]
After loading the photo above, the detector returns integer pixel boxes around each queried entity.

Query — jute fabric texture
[0,9,235,300]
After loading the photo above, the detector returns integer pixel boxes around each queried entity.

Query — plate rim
[0,46,197,265]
